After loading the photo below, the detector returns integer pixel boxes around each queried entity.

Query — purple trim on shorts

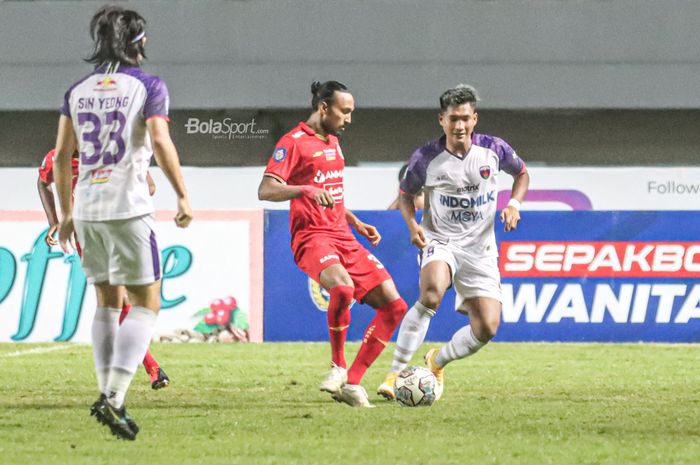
[149,229,161,281]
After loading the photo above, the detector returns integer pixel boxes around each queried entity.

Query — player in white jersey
[53,5,192,440]
[377,85,529,400]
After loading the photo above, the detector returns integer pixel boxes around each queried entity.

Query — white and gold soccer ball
[394,366,438,407]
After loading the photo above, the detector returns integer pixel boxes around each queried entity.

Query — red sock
[143,350,159,373]
[347,298,407,384]
[118,303,131,324]
[327,285,354,368]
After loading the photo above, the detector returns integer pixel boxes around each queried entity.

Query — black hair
[85,5,147,67]
[439,84,479,112]
[310,81,349,110]
[398,163,409,182]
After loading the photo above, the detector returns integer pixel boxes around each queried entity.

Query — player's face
[320,91,354,136]
[439,103,478,146]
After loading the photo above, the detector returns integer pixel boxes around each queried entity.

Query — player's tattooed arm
[345,210,381,246]
[500,169,530,232]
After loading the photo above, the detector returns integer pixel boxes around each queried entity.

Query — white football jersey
[401,134,525,256]
[60,64,169,221]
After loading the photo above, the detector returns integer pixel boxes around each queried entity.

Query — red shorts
[294,236,392,302]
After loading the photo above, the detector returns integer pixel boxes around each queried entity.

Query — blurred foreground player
[37,148,170,390]
[53,5,192,439]
[377,84,529,400]
[258,81,408,407]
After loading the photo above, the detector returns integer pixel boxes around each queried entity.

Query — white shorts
[420,239,502,309]
[74,214,161,286]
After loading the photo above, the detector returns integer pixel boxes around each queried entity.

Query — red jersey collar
[299,122,317,136]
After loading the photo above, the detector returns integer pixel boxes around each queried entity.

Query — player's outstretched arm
[399,191,426,249]
[257,176,334,207]
[37,176,59,246]
[54,115,78,253]
[345,210,381,246]
[500,170,530,232]
[146,117,192,228]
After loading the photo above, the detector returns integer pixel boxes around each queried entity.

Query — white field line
[1,345,73,358]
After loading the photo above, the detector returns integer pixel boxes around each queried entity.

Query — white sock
[436,325,486,368]
[390,302,435,373]
[91,307,121,393]
[105,306,157,408]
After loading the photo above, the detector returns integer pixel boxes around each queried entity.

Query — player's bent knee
[419,290,443,310]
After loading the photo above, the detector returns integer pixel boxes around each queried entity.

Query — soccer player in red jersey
[37,148,169,389]
[258,81,408,407]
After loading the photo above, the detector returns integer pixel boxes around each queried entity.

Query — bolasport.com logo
[184,117,270,140]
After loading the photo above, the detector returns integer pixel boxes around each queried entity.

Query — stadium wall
[2,0,700,110]
[1,166,699,343]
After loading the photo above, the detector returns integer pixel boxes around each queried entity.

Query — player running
[258,81,408,408]
[37,148,170,390]
[377,84,530,400]
[53,5,192,440]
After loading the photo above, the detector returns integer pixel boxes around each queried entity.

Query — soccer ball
[394,366,437,407]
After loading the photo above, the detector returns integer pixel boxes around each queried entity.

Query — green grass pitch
[0,342,698,465]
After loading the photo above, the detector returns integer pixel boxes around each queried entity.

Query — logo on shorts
[319,254,339,264]
[272,147,287,162]
[479,165,491,180]
[308,278,355,312]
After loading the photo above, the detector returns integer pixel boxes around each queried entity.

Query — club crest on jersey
[90,168,112,184]
[272,147,287,162]
[479,165,491,180]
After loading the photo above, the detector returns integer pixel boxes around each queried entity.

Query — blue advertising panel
[264,211,700,342]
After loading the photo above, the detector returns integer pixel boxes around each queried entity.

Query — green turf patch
[0,343,698,465]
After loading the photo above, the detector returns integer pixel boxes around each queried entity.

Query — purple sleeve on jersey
[472,133,525,176]
[59,89,71,118]
[400,137,445,194]
[143,77,170,119]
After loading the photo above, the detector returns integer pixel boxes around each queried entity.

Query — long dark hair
[310,81,349,110]
[85,5,147,67]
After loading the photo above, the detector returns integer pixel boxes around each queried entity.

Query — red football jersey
[38,149,79,188]
[264,122,354,251]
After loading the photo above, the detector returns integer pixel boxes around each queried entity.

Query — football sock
[106,306,158,408]
[142,350,159,373]
[435,324,486,368]
[348,298,407,384]
[390,301,435,373]
[91,307,121,393]
[327,285,354,368]
[118,303,131,324]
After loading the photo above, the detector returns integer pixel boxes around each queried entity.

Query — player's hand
[175,197,193,228]
[58,216,76,254]
[500,206,521,232]
[409,225,427,249]
[45,224,58,247]
[355,222,382,246]
[300,186,334,208]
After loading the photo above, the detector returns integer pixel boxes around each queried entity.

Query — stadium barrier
[0,210,263,343]
[264,210,700,343]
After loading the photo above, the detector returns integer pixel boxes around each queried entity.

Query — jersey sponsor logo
[450,210,484,222]
[439,191,495,209]
[312,151,324,158]
[272,147,287,162]
[479,165,491,180]
[502,282,700,324]
[456,184,479,193]
[323,148,336,161]
[94,77,118,92]
[90,168,112,184]
[324,182,344,201]
[313,169,343,184]
[500,242,700,278]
